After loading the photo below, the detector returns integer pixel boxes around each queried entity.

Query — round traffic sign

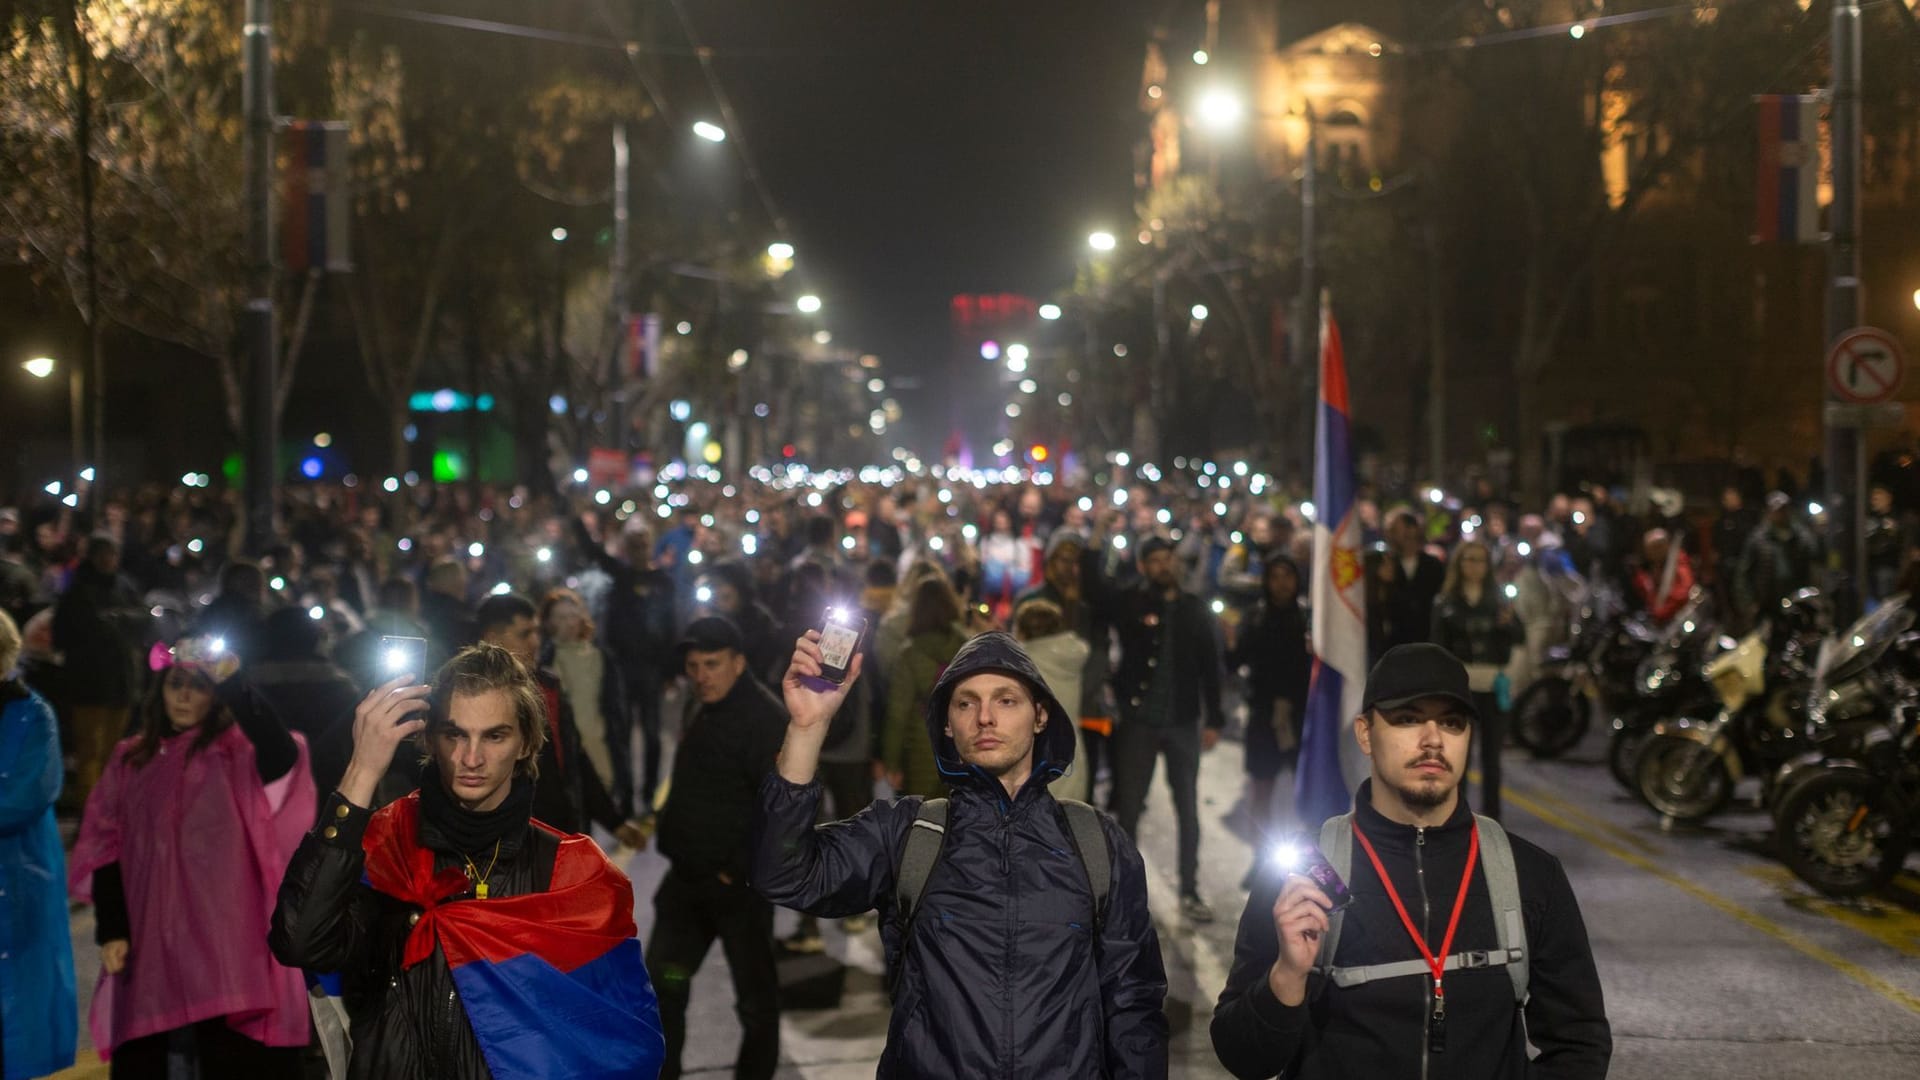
[1826,327,1907,405]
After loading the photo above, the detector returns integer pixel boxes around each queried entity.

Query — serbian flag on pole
[281,121,352,272]
[1296,295,1369,829]
[1754,95,1819,244]
[362,794,665,1080]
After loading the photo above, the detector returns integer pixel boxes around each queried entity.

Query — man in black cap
[645,615,789,1080]
[1212,643,1612,1079]
[1084,529,1226,923]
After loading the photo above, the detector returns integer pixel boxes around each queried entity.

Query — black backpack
[888,796,1112,994]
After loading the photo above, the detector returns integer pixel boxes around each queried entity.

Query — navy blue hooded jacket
[753,631,1170,1078]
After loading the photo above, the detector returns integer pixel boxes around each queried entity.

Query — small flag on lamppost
[627,313,661,379]
[281,121,352,272]
[1753,95,1820,245]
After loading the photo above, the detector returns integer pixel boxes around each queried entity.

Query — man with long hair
[270,643,664,1079]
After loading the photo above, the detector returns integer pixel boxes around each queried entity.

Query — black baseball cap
[1361,643,1480,721]
[677,615,744,656]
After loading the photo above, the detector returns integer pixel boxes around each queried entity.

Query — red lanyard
[1351,818,1480,1019]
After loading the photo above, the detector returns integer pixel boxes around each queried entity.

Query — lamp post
[23,357,83,481]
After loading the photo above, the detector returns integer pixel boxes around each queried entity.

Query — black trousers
[648,868,780,1080]
[1108,720,1201,895]
[108,1017,302,1079]
[1460,690,1505,821]
[625,669,664,812]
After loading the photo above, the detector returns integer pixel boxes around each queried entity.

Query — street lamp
[796,294,822,314]
[1911,287,1919,312]
[691,121,727,143]
[1039,303,1062,320]
[1088,231,1117,252]
[1191,304,1210,321]
[550,227,568,242]
[767,242,795,262]
[1197,89,1244,131]
[21,355,83,484]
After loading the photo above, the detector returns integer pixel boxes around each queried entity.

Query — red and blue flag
[1297,297,1369,828]
[363,794,665,1080]
[1754,95,1819,245]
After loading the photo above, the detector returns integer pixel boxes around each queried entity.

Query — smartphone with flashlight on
[380,635,429,689]
[814,607,867,685]
[1270,836,1353,912]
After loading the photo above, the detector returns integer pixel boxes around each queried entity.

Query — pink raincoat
[68,724,315,1057]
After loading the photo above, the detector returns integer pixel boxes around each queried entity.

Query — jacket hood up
[925,630,1076,785]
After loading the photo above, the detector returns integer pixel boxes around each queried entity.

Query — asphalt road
[55,712,1920,1079]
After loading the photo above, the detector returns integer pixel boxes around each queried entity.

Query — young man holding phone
[269,643,664,1078]
[755,628,1169,1078]
[1211,644,1612,1079]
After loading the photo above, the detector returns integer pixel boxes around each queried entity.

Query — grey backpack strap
[1474,814,1530,1006]
[1311,814,1353,978]
[895,798,949,926]
[1057,799,1112,933]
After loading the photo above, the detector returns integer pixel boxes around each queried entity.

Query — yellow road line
[1501,783,1920,1018]
[1470,769,1665,857]
[1738,864,1920,960]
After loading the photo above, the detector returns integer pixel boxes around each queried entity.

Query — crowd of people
[3,454,1860,1078]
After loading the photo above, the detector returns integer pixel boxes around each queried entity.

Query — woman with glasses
[1430,540,1522,820]
[68,636,315,1078]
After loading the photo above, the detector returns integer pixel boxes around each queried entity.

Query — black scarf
[416,769,535,858]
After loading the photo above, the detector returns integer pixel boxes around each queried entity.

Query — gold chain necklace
[460,840,503,900]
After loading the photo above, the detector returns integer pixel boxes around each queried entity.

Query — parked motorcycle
[1632,589,1832,824]
[1771,598,1920,896]
[1514,579,1653,758]
[1607,596,1721,792]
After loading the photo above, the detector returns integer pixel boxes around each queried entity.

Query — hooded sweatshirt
[753,631,1170,1078]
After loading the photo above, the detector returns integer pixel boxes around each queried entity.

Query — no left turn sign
[1826,327,1907,405]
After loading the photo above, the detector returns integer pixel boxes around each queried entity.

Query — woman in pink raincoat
[68,635,316,1078]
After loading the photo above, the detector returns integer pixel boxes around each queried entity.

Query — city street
[54,713,1920,1079]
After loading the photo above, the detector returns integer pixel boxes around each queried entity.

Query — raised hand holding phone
[337,674,432,808]
[778,629,864,785]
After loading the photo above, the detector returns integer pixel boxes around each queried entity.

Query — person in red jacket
[1631,528,1695,626]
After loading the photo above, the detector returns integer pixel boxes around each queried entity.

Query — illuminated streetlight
[23,356,55,379]
[1006,343,1029,363]
[1569,23,1586,39]
[1197,89,1244,131]
[1038,303,1062,320]
[795,294,822,314]
[691,120,727,142]
[767,242,795,262]
[1088,231,1117,252]
[1191,304,1210,321]
[1192,49,1210,65]
[1912,288,1920,311]
[550,227,568,242]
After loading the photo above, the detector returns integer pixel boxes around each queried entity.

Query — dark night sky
[688,1,1157,383]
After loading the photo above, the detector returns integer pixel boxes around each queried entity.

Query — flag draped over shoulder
[363,793,665,1080]
[1296,299,1369,829]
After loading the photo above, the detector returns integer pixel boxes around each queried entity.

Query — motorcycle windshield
[1817,594,1915,686]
